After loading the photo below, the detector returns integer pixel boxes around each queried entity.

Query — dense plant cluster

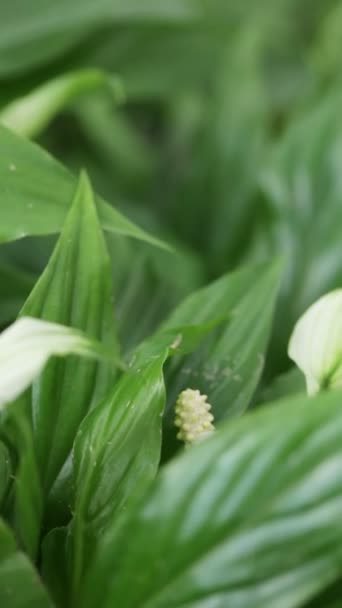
[1,1,342,607]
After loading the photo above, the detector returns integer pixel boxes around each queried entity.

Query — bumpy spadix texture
[288,289,342,395]
[174,388,215,444]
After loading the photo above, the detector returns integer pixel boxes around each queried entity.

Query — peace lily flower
[288,289,342,395]
[174,388,215,445]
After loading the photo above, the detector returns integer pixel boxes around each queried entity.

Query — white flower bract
[288,289,342,395]
[0,317,112,409]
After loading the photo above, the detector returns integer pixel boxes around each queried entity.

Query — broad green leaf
[109,237,204,356]
[181,260,280,420]
[155,24,267,271]
[130,259,280,461]
[84,24,229,100]
[19,171,120,490]
[0,69,123,139]
[70,352,167,598]
[0,316,120,410]
[0,519,52,607]
[0,125,168,249]
[81,389,342,608]
[79,5,272,101]
[2,172,120,556]
[152,260,281,429]
[0,1,201,77]
[261,89,342,369]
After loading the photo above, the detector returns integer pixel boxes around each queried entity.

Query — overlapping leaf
[2,171,120,556]
[67,258,281,596]
[0,519,52,607]
[70,352,167,598]
[261,88,342,369]
[0,125,167,248]
[156,259,281,421]
[0,317,120,410]
[0,0,200,77]
[18,172,120,491]
[81,389,342,608]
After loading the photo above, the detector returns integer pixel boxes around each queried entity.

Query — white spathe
[0,317,109,409]
[288,289,342,395]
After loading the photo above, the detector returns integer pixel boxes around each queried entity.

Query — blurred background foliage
[1,0,342,376]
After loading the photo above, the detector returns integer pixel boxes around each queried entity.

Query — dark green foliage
[1,1,342,607]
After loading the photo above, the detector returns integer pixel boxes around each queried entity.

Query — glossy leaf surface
[82,390,342,608]
[2,172,120,557]
[70,353,167,597]
[0,125,167,249]
[153,260,281,423]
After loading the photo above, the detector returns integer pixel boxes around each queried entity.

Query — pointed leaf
[18,172,121,491]
[70,352,167,598]
[142,260,281,430]
[2,172,121,556]
[0,125,168,249]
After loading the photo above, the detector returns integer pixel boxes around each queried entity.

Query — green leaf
[0,316,120,410]
[70,352,167,598]
[2,409,43,560]
[0,125,168,249]
[81,389,342,608]
[2,172,120,556]
[0,519,52,607]
[0,1,200,77]
[156,24,267,271]
[108,237,204,356]
[0,69,124,139]
[20,171,120,489]
[85,24,228,101]
[261,89,342,369]
[152,260,281,426]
